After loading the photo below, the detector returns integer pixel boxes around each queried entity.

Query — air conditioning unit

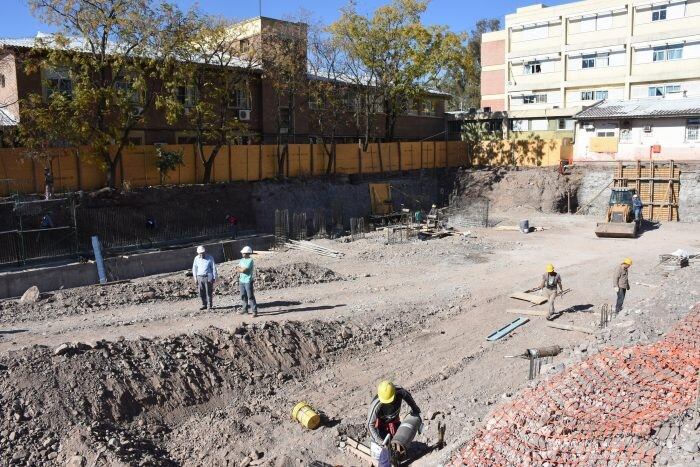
[280,127,289,134]
[584,124,595,132]
[238,109,251,121]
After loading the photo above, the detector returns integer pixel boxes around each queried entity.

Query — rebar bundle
[274,209,289,245]
[313,210,327,238]
[291,212,308,240]
[599,303,611,328]
[350,217,365,241]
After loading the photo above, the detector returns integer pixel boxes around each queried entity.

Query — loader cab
[609,188,635,207]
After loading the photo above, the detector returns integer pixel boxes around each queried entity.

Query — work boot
[238,309,248,315]
[199,305,207,311]
[252,311,258,318]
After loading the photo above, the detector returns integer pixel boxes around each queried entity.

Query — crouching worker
[367,380,421,458]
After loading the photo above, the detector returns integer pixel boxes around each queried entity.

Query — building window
[524,61,541,74]
[278,107,291,132]
[176,85,197,108]
[228,88,250,109]
[421,99,438,116]
[239,38,250,53]
[115,77,143,106]
[308,96,322,110]
[653,45,683,62]
[522,94,547,104]
[43,67,73,100]
[530,119,548,131]
[648,84,681,97]
[687,119,700,141]
[651,6,667,21]
[596,130,615,137]
[511,119,528,131]
[582,55,596,69]
[558,119,574,130]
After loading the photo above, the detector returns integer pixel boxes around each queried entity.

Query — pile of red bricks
[451,305,700,466]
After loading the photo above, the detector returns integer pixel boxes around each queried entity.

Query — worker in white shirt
[192,245,217,310]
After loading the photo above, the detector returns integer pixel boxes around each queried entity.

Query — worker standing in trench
[539,263,563,320]
[367,381,421,454]
[614,258,633,314]
[237,246,258,317]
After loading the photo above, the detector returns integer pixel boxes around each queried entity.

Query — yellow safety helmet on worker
[623,258,632,266]
[377,380,396,404]
[546,263,555,273]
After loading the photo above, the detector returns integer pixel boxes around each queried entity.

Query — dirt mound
[0,320,355,466]
[449,167,582,215]
[0,262,343,324]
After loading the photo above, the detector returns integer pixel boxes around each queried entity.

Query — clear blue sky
[2,0,571,38]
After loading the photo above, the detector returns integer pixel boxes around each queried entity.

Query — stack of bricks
[451,304,700,466]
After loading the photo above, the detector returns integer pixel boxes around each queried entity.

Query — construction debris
[452,305,700,466]
[659,249,691,271]
[284,240,344,258]
[19,286,40,304]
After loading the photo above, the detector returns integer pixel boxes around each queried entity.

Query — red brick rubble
[451,304,700,466]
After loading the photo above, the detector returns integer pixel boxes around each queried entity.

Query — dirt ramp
[0,320,346,466]
[449,167,582,214]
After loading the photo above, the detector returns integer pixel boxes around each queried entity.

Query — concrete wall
[251,170,455,233]
[680,170,700,222]
[0,236,273,299]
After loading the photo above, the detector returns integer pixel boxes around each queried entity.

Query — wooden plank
[547,323,595,334]
[507,309,549,317]
[345,444,376,465]
[510,292,548,305]
[346,437,371,455]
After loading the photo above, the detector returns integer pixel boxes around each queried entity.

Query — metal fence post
[91,235,107,284]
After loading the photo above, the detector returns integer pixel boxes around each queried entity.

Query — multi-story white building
[481,0,700,148]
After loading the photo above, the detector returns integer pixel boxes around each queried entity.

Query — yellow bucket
[291,402,321,430]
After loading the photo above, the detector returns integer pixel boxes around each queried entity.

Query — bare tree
[260,19,308,176]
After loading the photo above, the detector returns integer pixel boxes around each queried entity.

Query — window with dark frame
[582,54,596,69]
[652,6,667,21]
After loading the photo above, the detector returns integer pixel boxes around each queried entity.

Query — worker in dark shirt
[366,380,421,445]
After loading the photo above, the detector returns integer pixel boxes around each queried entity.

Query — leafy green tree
[21,0,183,188]
[154,145,184,184]
[163,14,259,184]
[330,0,450,142]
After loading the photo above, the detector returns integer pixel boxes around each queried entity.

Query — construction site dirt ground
[1,210,699,466]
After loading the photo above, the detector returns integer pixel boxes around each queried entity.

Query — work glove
[614,287,619,292]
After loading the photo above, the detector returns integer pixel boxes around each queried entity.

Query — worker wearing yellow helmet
[614,258,633,314]
[539,263,563,320]
[367,380,421,447]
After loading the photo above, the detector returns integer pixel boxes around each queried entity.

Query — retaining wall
[0,236,273,299]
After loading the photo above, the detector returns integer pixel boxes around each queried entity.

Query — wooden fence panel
[335,143,360,175]
[261,145,277,180]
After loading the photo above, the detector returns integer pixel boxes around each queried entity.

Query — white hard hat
[196,245,206,254]
[241,246,253,254]
[633,194,638,197]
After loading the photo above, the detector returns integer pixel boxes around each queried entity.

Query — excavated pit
[0,316,408,466]
[0,262,343,324]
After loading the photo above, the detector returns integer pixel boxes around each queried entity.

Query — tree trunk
[201,145,222,184]
[103,150,117,189]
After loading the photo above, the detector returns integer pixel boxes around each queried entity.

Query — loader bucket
[595,222,637,238]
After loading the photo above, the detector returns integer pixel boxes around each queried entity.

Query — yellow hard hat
[623,258,632,265]
[377,380,396,404]
[546,263,555,273]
